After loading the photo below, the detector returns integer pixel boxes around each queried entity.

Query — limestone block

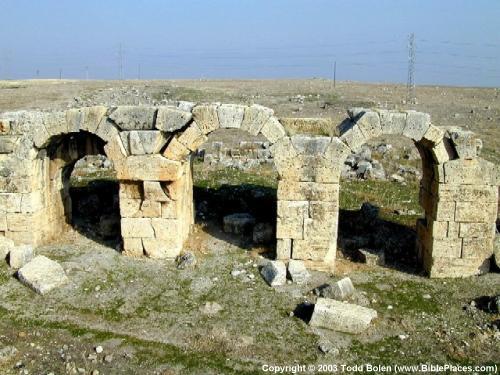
[431,238,462,258]
[119,181,143,199]
[151,218,180,240]
[260,116,286,143]
[290,135,330,155]
[494,234,500,269]
[177,121,207,151]
[7,213,37,232]
[429,257,490,278]
[429,220,449,239]
[9,245,34,268]
[122,130,167,155]
[356,111,382,139]
[269,137,298,178]
[32,125,50,148]
[454,202,497,223]
[277,200,308,218]
[292,239,329,261]
[241,104,273,135]
[155,106,192,132]
[403,111,431,141]
[309,201,338,220]
[276,238,292,260]
[0,136,18,154]
[66,106,107,134]
[430,140,453,164]
[121,218,154,238]
[447,128,482,159]
[144,181,170,202]
[447,221,460,238]
[339,121,367,153]
[0,215,6,231]
[13,136,36,161]
[309,298,377,334]
[462,237,494,258]
[116,155,182,181]
[287,259,310,284]
[162,136,191,161]
[140,200,161,218]
[276,217,304,239]
[5,230,38,245]
[20,191,44,213]
[459,222,495,238]
[277,181,339,202]
[192,104,220,135]
[122,238,143,257]
[108,106,157,130]
[161,201,179,219]
[292,155,340,183]
[217,104,245,129]
[438,184,498,203]
[357,248,385,266]
[432,201,456,221]
[260,260,286,286]
[119,198,142,218]
[280,117,337,137]
[444,159,495,185]
[421,124,444,145]
[142,238,181,259]
[164,179,184,201]
[95,119,120,143]
[17,256,68,294]
[324,137,352,164]
[377,110,406,135]
[303,216,337,242]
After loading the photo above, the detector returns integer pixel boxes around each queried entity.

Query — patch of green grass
[193,162,278,189]
[340,179,422,226]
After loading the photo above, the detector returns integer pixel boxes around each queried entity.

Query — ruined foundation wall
[0,104,497,278]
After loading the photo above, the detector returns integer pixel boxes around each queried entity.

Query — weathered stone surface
[287,259,310,284]
[121,218,154,238]
[121,130,167,155]
[0,136,17,154]
[162,136,191,161]
[122,238,143,257]
[223,213,255,235]
[177,121,207,151]
[277,181,339,201]
[66,106,107,134]
[260,116,286,143]
[323,277,355,300]
[291,135,330,154]
[0,236,14,260]
[142,238,181,259]
[117,155,182,181]
[494,234,500,269]
[17,255,68,294]
[9,244,33,268]
[192,104,219,134]
[109,106,156,130]
[217,104,245,129]
[260,260,286,286]
[144,181,170,202]
[155,107,192,132]
[339,120,367,152]
[309,298,377,334]
[177,101,196,112]
[356,111,382,139]
[276,238,291,259]
[377,110,406,135]
[447,128,482,159]
[403,111,431,141]
[241,105,273,135]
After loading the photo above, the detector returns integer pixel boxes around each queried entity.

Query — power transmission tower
[59,68,62,80]
[407,33,416,105]
[118,43,123,80]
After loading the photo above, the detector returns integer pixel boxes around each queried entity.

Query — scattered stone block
[9,245,33,269]
[17,255,68,294]
[309,298,377,334]
[260,260,286,286]
[287,260,310,284]
[317,277,355,300]
[223,213,255,235]
[357,248,385,266]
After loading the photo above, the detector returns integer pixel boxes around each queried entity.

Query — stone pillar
[418,158,498,277]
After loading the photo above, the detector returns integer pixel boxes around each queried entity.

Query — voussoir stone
[109,106,157,130]
[155,107,192,132]
[310,298,377,334]
[17,255,68,295]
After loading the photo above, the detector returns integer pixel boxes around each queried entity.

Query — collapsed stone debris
[0,104,497,278]
[17,255,68,295]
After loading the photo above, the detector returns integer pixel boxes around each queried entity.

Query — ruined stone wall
[0,103,497,278]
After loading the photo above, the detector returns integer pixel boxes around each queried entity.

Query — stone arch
[334,108,498,277]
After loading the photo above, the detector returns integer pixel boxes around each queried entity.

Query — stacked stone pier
[0,103,497,278]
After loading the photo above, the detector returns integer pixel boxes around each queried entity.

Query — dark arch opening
[45,131,121,247]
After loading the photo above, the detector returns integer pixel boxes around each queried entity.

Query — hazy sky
[1,0,499,86]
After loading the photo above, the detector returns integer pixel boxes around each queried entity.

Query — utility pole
[407,33,416,105]
[59,68,62,80]
[36,69,39,78]
[119,43,123,80]
[333,61,337,88]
